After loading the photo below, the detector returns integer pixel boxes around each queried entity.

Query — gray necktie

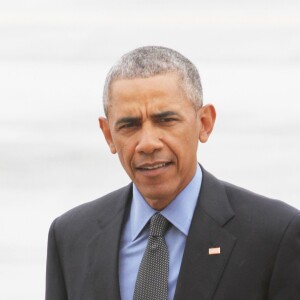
[133,213,170,300]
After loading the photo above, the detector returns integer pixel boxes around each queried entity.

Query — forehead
[108,73,189,115]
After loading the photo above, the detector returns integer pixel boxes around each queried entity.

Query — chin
[142,187,175,203]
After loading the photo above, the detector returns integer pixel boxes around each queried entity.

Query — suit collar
[174,167,236,300]
[84,184,132,300]
[198,166,235,226]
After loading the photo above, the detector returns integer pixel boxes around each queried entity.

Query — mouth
[136,162,172,171]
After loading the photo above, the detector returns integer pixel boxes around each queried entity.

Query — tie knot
[149,214,169,237]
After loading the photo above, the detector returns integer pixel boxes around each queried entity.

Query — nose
[135,124,163,154]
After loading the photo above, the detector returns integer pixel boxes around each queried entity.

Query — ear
[198,104,216,143]
[98,117,117,154]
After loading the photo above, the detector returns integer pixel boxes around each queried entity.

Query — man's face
[100,73,215,210]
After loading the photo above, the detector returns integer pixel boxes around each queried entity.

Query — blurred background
[0,0,299,299]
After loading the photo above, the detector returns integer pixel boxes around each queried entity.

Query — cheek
[184,123,200,145]
[173,131,199,162]
[116,143,135,168]
[173,126,199,148]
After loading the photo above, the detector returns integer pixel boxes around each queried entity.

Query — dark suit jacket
[46,168,300,299]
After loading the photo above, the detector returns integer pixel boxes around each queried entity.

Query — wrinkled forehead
[109,75,193,124]
[107,73,188,116]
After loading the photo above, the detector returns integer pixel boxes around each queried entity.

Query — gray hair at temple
[102,46,203,117]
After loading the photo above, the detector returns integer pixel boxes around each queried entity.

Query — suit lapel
[83,184,132,300]
[174,168,237,300]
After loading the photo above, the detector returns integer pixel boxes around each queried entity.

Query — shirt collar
[130,164,202,241]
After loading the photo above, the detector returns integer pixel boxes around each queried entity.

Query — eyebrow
[115,117,141,127]
[114,111,180,127]
[152,111,180,119]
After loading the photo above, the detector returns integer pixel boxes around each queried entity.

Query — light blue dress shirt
[119,165,202,300]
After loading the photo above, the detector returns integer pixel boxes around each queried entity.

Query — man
[46,46,300,299]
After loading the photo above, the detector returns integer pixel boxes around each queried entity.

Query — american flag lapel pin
[209,247,221,255]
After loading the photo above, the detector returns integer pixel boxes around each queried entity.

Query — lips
[136,162,172,171]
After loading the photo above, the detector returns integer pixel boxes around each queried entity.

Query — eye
[160,117,177,122]
[118,120,141,130]
[120,123,135,128]
[153,111,180,124]
[157,117,178,125]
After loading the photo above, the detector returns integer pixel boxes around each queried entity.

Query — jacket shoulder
[51,183,132,236]
[219,180,300,240]
[222,180,299,217]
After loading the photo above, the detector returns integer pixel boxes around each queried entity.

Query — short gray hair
[103,46,203,117]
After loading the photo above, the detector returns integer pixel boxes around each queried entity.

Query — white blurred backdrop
[0,1,299,299]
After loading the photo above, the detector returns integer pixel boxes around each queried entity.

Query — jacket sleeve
[268,213,300,299]
[45,219,68,300]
